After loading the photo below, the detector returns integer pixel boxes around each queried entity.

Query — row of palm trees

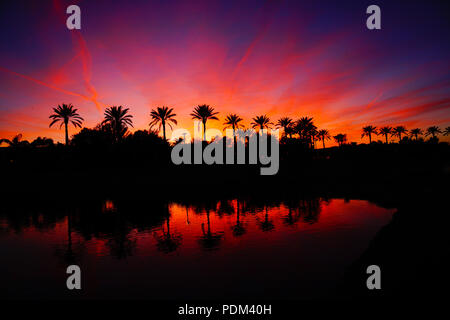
[361,125,446,144]
[41,103,450,146]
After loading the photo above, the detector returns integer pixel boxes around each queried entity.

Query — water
[0,197,394,299]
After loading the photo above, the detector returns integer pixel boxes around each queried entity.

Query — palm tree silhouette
[276,117,294,138]
[295,117,316,147]
[102,106,133,142]
[31,137,54,147]
[49,104,83,145]
[149,106,177,141]
[0,133,29,147]
[223,114,243,132]
[251,115,272,160]
[444,127,450,136]
[361,125,377,144]
[223,113,244,149]
[191,104,219,141]
[378,126,392,144]
[410,128,423,140]
[317,129,331,149]
[333,133,347,146]
[425,126,442,139]
[251,115,273,132]
[392,126,408,142]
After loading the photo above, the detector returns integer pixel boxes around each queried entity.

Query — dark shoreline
[1,142,449,300]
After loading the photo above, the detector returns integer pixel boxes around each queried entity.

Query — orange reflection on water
[0,198,395,299]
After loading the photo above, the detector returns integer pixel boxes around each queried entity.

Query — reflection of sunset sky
[1,0,449,144]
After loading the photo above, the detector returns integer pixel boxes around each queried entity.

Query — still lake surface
[0,197,394,299]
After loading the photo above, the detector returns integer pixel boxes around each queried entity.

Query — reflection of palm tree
[198,208,224,250]
[282,200,300,226]
[361,125,377,144]
[149,106,177,141]
[54,210,81,266]
[191,105,219,141]
[217,200,235,216]
[317,129,331,149]
[392,126,408,142]
[49,104,83,145]
[378,126,392,144]
[231,199,246,237]
[186,207,190,225]
[102,106,133,142]
[257,207,274,232]
[301,199,322,224]
[410,128,423,140]
[153,217,182,253]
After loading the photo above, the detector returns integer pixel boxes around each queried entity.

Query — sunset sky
[1,0,449,144]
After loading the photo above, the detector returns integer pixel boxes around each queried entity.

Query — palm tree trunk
[322,138,325,149]
[385,134,388,144]
[203,121,207,141]
[233,127,237,163]
[369,133,372,144]
[64,121,69,145]
[163,123,166,141]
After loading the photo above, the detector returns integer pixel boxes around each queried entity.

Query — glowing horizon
[1,0,449,145]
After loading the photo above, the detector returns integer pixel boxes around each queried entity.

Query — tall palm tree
[410,128,423,140]
[149,106,177,141]
[333,133,347,146]
[378,126,392,144]
[191,104,219,141]
[361,125,377,144]
[295,117,316,147]
[251,115,273,132]
[295,117,313,139]
[49,104,84,145]
[102,106,133,142]
[223,113,243,151]
[317,129,331,149]
[223,113,243,135]
[444,127,450,136]
[425,126,442,139]
[392,126,408,142]
[276,117,294,138]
